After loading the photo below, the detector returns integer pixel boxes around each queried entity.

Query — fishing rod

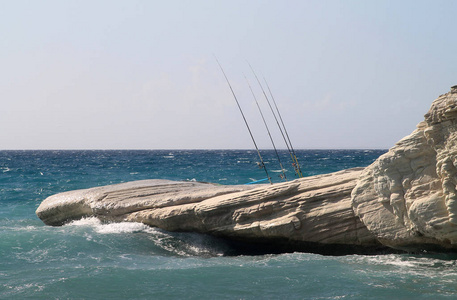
[214,56,272,184]
[248,62,303,177]
[264,77,303,177]
[244,74,287,181]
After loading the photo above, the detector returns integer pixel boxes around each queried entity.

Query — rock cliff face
[352,86,457,251]
[36,86,457,254]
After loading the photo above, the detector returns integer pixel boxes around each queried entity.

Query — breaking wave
[66,217,230,257]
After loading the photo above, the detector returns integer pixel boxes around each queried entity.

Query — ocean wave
[271,169,287,173]
[345,254,457,279]
[66,217,156,234]
[146,228,228,257]
[163,152,175,159]
[65,217,228,257]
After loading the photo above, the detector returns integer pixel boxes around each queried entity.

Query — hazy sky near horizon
[1,0,456,150]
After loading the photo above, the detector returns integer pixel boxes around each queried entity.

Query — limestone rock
[37,85,457,254]
[36,168,380,252]
[352,86,457,251]
[36,180,256,226]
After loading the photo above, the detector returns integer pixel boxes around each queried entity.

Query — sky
[1,0,456,150]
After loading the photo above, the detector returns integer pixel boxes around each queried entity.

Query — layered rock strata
[36,168,381,253]
[37,86,457,254]
[352,85,457,251]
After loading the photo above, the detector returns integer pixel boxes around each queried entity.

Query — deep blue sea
[2,149,457,299]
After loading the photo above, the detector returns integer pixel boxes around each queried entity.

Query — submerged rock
[36,86,457,254]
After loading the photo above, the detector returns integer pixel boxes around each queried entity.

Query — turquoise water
[2,150,457,299]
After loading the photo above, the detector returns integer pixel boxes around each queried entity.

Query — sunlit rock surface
[352,86,457,251]
[37,86,457,254]
[36,169,380,254]
[36,180,255,226]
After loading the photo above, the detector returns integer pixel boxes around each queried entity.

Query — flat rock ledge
[36,168,383,255]
[36,86,457,255]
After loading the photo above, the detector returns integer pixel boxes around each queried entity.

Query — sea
[2,149,457,299]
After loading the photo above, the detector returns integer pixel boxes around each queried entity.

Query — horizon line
[0,148,389,151]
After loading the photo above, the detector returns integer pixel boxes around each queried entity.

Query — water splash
[66,217,230,257]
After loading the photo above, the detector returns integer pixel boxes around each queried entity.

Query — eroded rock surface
[37,86,457,254]
[37,168,380,253]
[36,180,256,226]
[352,86,457,251]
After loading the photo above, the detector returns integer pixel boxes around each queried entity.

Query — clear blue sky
[1,0,456,149]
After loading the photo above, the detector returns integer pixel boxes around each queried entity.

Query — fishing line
[248,62,303,178]
[214,56,272,184]
[244,74,287,181]
[263,77,303,177]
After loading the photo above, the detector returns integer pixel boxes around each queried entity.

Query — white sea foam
[347,254,457,279]
[95,222,152,234]
[66,217,156,234]
[7,225,38,232]
[16,249,50,263]
[12,283,45,293]
[65,217,222,257]
[67,217,102,227]
[236,158,250,164]
[148,229,225,257]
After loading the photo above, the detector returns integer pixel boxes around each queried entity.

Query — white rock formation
[37,85,457,254]
[36,180,256,226]
[352,85,457,251]
[36,168,380,253]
